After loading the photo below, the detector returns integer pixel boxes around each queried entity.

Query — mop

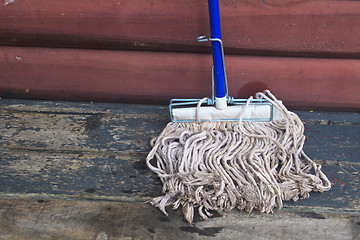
[146,0,331,224]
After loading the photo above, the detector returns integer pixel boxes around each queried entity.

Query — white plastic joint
[215,96,227,110]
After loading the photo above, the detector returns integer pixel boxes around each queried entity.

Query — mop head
[146,90,331,224]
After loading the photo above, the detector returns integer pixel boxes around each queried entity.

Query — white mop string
[146,90,331,224]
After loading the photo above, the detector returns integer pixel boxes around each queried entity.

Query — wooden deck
[0,99,359,209]
[0,99,359,239]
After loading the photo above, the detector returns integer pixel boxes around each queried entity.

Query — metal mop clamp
[169,0,277,123]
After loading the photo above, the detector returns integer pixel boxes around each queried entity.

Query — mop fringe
[146,90,331,224]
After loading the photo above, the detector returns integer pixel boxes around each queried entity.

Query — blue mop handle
[208,0,226,104]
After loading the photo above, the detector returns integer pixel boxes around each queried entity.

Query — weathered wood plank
[1,0,360,57]
[296,111,360,126]
[0,199,358,240]
[2,99,359,124]
[286,165,360,211]
[1,47,359,110]
[0,98,169,115]
[1,149,359,211]
[303,125,360,163]
[0,110,167,153]
[0,99,359,213]
[0,150,161,199]
[1,100,359,162]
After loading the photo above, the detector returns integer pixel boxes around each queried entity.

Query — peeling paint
[4,0,15,6]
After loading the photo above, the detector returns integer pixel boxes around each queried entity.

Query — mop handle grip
[208,0,226,109]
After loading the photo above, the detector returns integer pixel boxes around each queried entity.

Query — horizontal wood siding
[0,0,359,109]
[1,46,359,110]
[1,0,360,57]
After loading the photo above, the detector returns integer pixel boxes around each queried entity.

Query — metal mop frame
[169,0,274,123]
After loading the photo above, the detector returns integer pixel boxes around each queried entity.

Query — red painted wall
[0,0,359,109]
[1,47,359,110]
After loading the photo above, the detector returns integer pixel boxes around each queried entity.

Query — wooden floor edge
[0,193,359,216]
